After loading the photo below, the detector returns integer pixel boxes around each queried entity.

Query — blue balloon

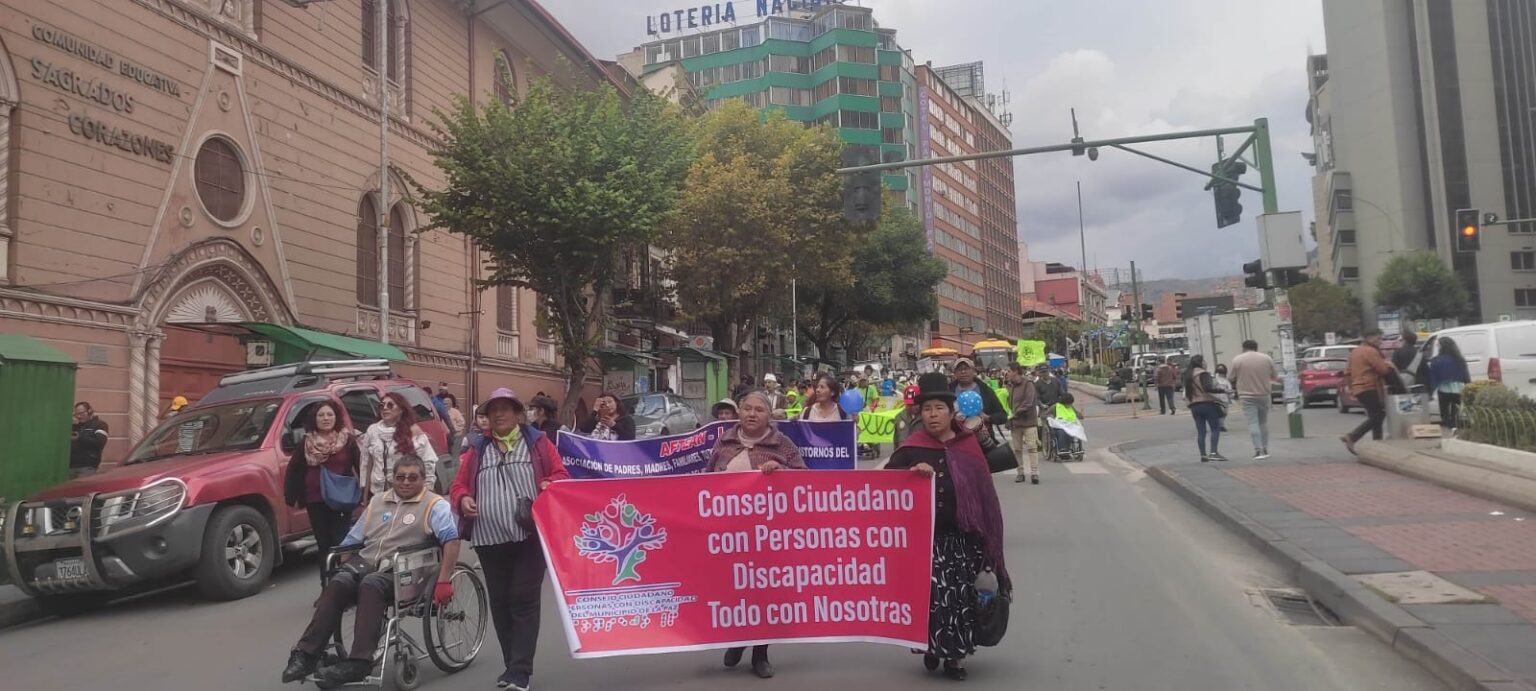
[839,389,866,416]
[957,389,984,418]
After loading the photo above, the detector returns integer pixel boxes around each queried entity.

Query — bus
[970,339,1015,373]
[917,347,960,373]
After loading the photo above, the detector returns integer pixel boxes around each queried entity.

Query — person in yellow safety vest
[784,388,803,419]
[1048,392,1083,460]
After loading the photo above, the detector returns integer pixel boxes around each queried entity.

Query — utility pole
[1129,261,1142,418]
[1252,118,1304,438]
[375,2,391,345]
[1077,181,1088,345]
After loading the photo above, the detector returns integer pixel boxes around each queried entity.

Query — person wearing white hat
[451,387,569,691]
[760,374,788,419]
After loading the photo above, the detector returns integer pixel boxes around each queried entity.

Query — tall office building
[1310,0,1536,324]
[917,62,1023,345]
[619,3,920,208]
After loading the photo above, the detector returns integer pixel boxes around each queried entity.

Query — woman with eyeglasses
[359,391,437,502]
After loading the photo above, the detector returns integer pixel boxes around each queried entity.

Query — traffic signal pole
[1252,119,1305,439]
[839,118,1305,437]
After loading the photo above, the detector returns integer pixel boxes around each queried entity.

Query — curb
[0,586,43,630]
[1357,441,1536,515]
[1117,446,1532,691]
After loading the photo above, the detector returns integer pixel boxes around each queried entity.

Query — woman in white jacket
[360,391,436,498]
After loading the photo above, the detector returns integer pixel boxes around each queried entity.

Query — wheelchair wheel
[392,656,421,691]
[424,563,488,673]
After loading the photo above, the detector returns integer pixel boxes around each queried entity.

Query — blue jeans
[1240,397,1270,452]
[1190,402,1223,456]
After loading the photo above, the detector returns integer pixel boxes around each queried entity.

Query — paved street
[0,399,1445,690]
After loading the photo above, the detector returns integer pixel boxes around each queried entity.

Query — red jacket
[450,424,569,541]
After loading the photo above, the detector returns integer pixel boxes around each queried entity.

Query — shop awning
[0,333,76,365]
[239,322,407,362]
[596,347,659,367]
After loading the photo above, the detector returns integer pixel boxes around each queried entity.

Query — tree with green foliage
[1289,279,1363,342]
[1030,316,1082,357]
[1374,251,1471,321]
[798,206,946,365]
[660,101,848,384]
[414,77,695,422]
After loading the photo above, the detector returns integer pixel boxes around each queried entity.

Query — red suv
[1,360,452,615]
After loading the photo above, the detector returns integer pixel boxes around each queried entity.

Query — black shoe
[497,669,515,688]
[1014,474,1027,483]
[923,654,940,671]
[723,647,744,668]
[1200,454,1210,462]
[282,649,319,684]
[315,658,371,690]
[1210,452,1229,462]
[751,657,775,679]
[505,672,531,691]
[943,661,967,681]
[1031,474,1040,485]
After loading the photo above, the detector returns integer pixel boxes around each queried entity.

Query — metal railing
[1458,406,1536,453]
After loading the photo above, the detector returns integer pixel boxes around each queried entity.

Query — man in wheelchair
[282,455,461,688]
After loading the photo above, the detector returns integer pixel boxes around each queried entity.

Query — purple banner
[558,420,857,479]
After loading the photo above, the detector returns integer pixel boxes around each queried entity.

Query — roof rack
[218,359,393,387]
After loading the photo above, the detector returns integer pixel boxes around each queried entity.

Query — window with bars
[1340,266,1360,280]
[496,284,517,331]
[493,51,515,106]
[355,195,410,309]
[194,137,245,223]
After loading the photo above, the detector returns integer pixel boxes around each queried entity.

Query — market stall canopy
[238,322,407,362]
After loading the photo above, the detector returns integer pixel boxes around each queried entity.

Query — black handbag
[974,567,1009,646]
[984,429,1019,474]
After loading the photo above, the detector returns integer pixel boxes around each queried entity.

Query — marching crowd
[274,359,1075,689]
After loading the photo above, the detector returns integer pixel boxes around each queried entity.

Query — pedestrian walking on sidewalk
[886,373,1011,682]
[707,390,807,679]
[1428,336,1471,429]
[1183,355,1227,462]
[451,388,569,691]
[70,402,109,479]
[282,401,361,583]
[1155,360,1178,414]
[1006,364,1041,484]
[359,392,437,500]
[1229,340,1277,459]
[1342,329,1395,455]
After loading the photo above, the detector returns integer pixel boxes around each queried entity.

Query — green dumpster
[0,334,78,504]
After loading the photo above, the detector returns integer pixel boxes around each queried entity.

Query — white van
[1417,321,1536,398]
[1302,344,1356,361]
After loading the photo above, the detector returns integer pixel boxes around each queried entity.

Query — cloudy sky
[544,0,1326,280]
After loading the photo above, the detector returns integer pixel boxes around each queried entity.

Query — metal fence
[1458,405,1536,453]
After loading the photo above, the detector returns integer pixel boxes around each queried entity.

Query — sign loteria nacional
[646,0,846,36]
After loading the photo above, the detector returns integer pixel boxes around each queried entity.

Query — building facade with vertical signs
[0,0,625,460]
[916,63,1022,347]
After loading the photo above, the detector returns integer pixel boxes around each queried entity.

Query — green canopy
[239,322,407,362]
[0,333,76,365]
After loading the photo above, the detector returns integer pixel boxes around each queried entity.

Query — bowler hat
[912,372,956,407]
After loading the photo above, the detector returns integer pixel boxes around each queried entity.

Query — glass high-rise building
[620,4,919,208]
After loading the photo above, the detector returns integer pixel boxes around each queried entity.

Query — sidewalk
[1116,438,1536,691]
[0,584,41,629]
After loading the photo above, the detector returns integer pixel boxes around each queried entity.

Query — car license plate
[1322,387,1335,395]
[52,558,87,581]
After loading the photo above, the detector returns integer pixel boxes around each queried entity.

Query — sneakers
[1209,452,1229,462]
[1031,474,1040,485]
[1255,449,1271,460]
[315,659,370,690]
[281,649,318,684]
[1014,474,1027,483]
[498,671,531,691]
[1200,454,1210,463]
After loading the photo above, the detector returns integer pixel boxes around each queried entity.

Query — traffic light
[1274,268,1309,289]
[1243,259,1268,289]
[1141,303,1154,322]
[1455,208,1481,252]
[841,148,881,222]
[1211,159,1247,229]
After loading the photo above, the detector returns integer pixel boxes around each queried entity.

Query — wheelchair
[312,543,488,689]
[1041,418,1084,462]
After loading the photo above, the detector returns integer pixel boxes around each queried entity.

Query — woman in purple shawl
[886,372,1011,681]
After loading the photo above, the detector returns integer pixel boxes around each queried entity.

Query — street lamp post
[375,1,392,345]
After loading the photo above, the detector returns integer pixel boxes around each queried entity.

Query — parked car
[1299,358,1348,406]
[1301,345,1356,361]
[0,360,452,615]
[621,392,701,438]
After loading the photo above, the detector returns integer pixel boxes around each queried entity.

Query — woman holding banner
[706,390,807,679]
[886,373,1011,681]
[801,373,849,422]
